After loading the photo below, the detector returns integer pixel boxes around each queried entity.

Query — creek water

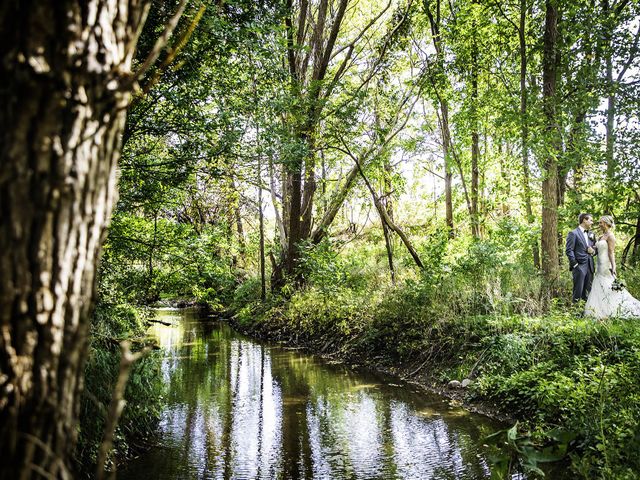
[117,308,529,479]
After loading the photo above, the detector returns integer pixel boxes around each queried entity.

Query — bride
[584,215,640,319]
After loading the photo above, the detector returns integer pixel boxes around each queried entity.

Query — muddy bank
[227,313,513,424]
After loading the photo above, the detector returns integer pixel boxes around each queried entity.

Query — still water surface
[118,308,516,479]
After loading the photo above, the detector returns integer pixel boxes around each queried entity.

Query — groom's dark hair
[578,213,592,224]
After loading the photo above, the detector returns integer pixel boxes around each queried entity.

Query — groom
[565,213,596,302]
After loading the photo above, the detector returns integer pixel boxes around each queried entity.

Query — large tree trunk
[540,0,561,303]
[0,1,152,477]
[285,163,303,278]
[280,0,349,284]
[519,0,540,269]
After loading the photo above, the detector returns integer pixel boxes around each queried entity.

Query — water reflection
[118,309,503,479]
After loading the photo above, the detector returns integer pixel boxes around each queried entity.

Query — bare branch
[132,0,189,85]
[340,138,424,269]
[138,3,207,98]
[490,0,519,32]
[616,21,640,82]
[96,342,151,480]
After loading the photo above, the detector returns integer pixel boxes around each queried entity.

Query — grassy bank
[74,303,164,477]
[230,268,640,479]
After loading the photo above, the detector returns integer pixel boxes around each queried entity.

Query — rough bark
[285,163,303,278]
[0,1,156,477]
[540,0,561,302]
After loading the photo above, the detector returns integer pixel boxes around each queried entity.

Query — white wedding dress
[584,240,640,319]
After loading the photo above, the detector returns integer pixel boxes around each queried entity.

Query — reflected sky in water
[118,308,516,480]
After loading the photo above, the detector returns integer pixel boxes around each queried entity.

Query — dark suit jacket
[565,227,595,274]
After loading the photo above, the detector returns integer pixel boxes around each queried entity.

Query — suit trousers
[572,264,593,302]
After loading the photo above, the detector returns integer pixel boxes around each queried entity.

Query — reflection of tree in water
[388,402,491,479]
[271,353,314,479]
[119,311,506,479]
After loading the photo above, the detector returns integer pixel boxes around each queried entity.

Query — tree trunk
[300,135,317,240]
[470,11,480,239]
[540,0,561,302]
[235,201,246,259]
[258,149,266,301]
[382,220,396,284]
[604,61,616,200]
[279,0,349,285]
[355,160,424,269]
[603,0,616,200]
[519,0,540,269]
[382,159,395,283]
[634,207,640,265]
[564,111,586,206]
[148,212,158,303]
[268,156,287,250]
[442,103,455,236]
[285,163,303,278]
[424,0,455,237]
[0,1,152,477]
[310,163,360,244]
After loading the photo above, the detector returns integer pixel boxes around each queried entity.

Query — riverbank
[230,285,640,479]
[75,303,164,477]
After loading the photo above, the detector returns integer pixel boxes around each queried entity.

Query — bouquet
[612,277,626,292]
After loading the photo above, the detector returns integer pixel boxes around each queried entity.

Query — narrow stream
[117,308,523,479]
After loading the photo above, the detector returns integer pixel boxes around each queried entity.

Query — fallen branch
[147,318,172,326]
